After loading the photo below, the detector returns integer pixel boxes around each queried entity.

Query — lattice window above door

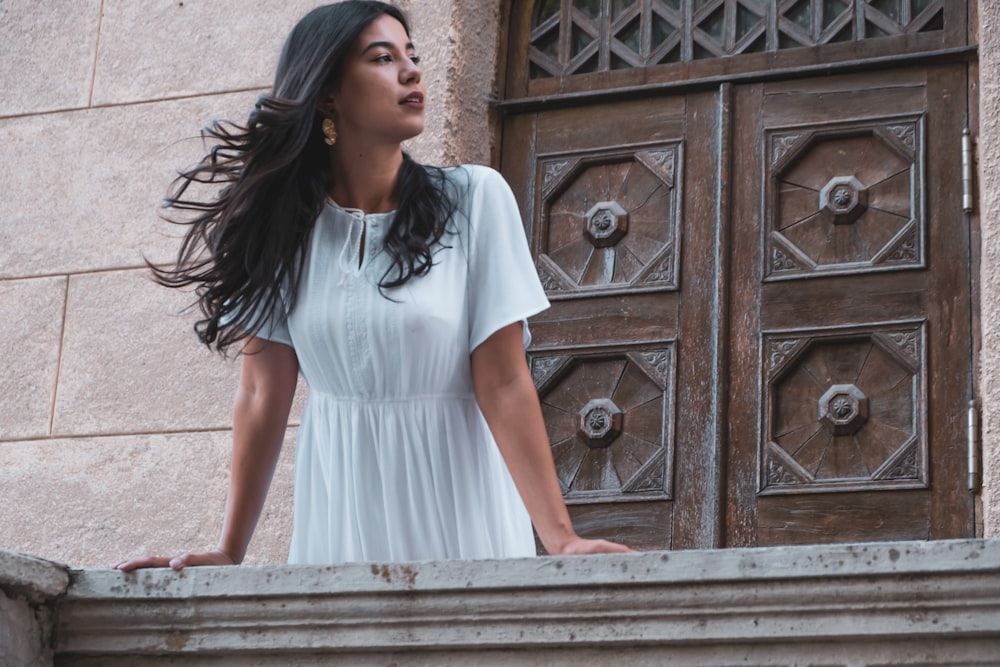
[528,0,946,79]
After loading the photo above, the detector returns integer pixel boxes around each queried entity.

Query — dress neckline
[325,197,397,220]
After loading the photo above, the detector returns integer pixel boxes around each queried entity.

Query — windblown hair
[152,1,457,354]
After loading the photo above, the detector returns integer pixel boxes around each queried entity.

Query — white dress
[254,165,550,564]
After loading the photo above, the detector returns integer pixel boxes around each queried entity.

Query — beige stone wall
[0,0,501,567]
[1,0,996,570]
[978,0,1000,538]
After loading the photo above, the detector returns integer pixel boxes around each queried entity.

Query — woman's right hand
[113,549,237,572]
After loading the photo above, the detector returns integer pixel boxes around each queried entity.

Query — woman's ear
[317,89,337,114]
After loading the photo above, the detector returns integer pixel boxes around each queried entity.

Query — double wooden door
[500,0,976,550]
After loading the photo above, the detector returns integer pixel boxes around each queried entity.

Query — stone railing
[2,539,999,665]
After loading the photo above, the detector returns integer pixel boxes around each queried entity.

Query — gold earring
[322,117,338,146]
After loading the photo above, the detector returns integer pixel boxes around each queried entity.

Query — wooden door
[725,65,974,545]
[499,0,976,550]
[502,94,724,551]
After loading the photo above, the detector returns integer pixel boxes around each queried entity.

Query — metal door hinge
[963,128,975,214]
[968,401,981,491]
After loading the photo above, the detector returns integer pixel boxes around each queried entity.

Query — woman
[116,1,629,570]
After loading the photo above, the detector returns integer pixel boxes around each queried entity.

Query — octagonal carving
[762,324,926,494]
[766,119,924,279]
[577,398,624,448]
[819,176,869,226]
[538,148,680,294]
[534,347,674,500]
[584,202,629,248]
[818,384,869,436]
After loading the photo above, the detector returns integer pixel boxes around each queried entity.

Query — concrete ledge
[53,539,1000,665]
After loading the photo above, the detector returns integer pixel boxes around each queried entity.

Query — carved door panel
[725,65,974,546]
[501,94,723,550]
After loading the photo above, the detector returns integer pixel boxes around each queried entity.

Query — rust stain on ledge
[370,564,418,588]
[164,630,190,650]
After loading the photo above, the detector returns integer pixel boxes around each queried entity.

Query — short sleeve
[249,299,293,347]
[221,293,293,348]
[465,166,550,351]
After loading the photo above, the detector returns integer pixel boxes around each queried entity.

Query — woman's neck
[327,140,404,214]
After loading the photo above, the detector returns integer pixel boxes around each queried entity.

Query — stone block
[0,277,66,440]
[91,0,329,106]
[0,431,295,568]
[50,268,306,436]
[0,0,102,117]
[53,269,238,435]
[0,92,260,279]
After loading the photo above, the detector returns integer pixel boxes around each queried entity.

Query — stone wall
[0,0,996,571]
[0,0,501,568]
[977,0,1000,538]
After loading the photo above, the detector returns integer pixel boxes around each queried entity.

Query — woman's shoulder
[442,163,507,189]
[436,164,526,252]
[440,164,514,209]
[447,163,501,177]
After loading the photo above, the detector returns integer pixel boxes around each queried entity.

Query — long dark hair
[152,1,457,354]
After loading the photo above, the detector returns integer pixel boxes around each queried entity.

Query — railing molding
[44,539,1000,665]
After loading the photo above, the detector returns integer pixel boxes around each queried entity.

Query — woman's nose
[401,59,421,84]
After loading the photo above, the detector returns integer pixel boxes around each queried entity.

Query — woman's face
[330,14,425,146]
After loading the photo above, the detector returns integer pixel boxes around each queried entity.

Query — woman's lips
[401,92,424,109]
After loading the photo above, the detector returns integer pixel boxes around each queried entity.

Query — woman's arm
[115,336,299,570]
[471,322,632,555]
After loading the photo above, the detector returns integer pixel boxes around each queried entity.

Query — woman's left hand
[550,537,635,555]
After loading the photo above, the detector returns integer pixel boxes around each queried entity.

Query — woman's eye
[410,55,421,64]
[374,54,392,63]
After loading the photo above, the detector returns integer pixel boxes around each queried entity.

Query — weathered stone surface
[53,539,1000,664]
[0,551,66,667]
[0,92,260,279]
[0,277,66,440]
[396,0,455,166]
[91,0,321,106]
[438,0,503,165]
[49,642,1000,666]
[0,0,102,117]
[0,431,295,568]
[980,0,1000,538]
[0,550,69,601]
[0,590,50,667]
